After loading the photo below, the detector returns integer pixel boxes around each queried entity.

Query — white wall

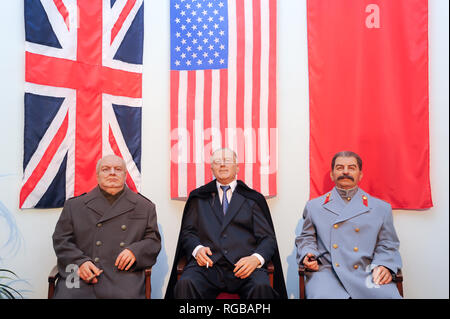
[0,0,448,299]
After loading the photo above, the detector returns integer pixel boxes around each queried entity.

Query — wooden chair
[298,265,403,299]
[48,265,152,299]
[176,256,274,299]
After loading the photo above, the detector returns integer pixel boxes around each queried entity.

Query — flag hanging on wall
[307,0,432,209]
[21,0,144,208]
[170,0,278,199]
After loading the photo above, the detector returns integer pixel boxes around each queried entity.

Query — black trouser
[174,258,278,299]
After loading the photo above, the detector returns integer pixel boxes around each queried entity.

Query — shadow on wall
[150,222,169,299]
[0,200,23,261]
[0,194,31,298]
[286,214,304,299]
[0,174,23,260]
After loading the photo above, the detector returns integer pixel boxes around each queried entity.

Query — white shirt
[192,179,265,267]
[216,179,237,205]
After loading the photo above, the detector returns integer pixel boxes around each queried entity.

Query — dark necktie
[220,185,230,215]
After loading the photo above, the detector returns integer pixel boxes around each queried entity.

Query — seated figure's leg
[305,265,350,299]
[238,269,278,299]
[174,266,221,299]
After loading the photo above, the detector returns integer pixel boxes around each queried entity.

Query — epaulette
[362,194,368,207]
[323,193,331,204]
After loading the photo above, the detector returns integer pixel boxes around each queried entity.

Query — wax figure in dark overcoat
[52,155,161,298]
[165,148,287,299]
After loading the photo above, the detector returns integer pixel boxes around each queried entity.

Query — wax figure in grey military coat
[296,151,402,299]
[52,155,161,299]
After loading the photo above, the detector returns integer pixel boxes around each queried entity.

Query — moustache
[337,174,354,181]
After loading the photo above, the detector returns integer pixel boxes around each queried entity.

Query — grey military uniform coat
[295,187,402,299]
[52,186,161,299]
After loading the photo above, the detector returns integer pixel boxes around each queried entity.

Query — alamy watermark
[65,264,80,289]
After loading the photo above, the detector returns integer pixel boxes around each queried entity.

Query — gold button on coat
[353,247,359,252]
[97,223,102,228]
[333,244,338,249]
[333,224,339,229]
[354,265,359,269]
[96,241,102,246]
[121,225,127,231]
[335,263,340,267]
[119,242,125,247]
[355,228,360,232]
[94,257,100,263]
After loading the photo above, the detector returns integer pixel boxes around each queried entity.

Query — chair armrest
[266,260,274,273]
[266,260,274,288]
[177,256,187,272]
[144,268,152,299]
[48,265,60,299]
[48,265,59,283]
[393,269,403,282]
[298,264,306,276]
[177,256,187,280]
[298,265,306,299]
[394,269,404,297]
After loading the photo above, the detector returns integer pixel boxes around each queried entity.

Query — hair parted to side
[331,151,363,170]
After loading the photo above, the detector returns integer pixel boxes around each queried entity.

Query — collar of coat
[188,180,270,219]
[322,187,372,223]
[83,185,138,222]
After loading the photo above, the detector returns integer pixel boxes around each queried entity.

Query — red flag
[307,0,432,209]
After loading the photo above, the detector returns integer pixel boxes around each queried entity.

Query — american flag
[21,0,144,208]
[170,0,277,199]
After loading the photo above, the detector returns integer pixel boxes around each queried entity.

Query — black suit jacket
[165,180,287,299]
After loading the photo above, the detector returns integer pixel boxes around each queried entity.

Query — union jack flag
[21,0,144,208]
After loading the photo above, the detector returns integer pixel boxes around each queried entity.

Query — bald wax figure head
[96,154,127,195]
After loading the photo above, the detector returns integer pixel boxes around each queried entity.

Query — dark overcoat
[52,186,161,299]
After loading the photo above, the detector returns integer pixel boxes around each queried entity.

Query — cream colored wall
[0,0,447,298]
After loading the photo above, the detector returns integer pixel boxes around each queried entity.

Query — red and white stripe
[170,0,277,199]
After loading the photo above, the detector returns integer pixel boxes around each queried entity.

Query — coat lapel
[322,187,345,216]
[209,192,224,224]
[220,191,245,232]
[334,188,371,223]
[97,187,136,223]
[85,186,108,218]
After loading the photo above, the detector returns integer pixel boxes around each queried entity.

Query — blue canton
[171,0,228,70]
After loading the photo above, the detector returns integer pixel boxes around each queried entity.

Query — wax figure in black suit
[165,148,287,299]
